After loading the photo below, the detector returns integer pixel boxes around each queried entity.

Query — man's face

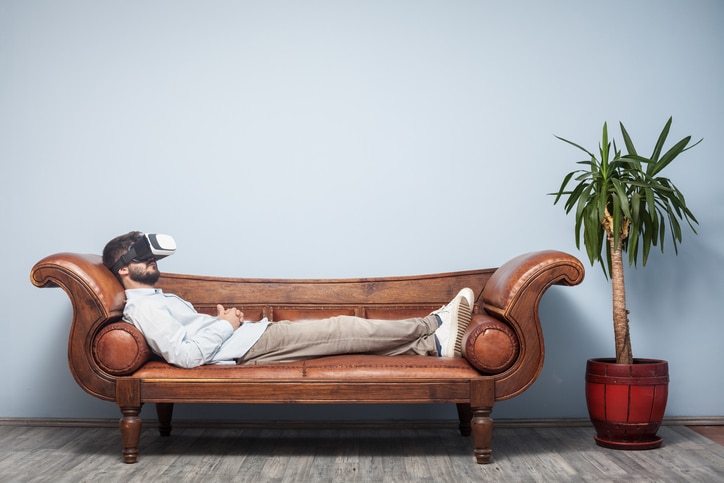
[127,259,161,285]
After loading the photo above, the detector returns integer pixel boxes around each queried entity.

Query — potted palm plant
[551,117,701,449]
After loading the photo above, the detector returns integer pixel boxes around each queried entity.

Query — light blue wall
[2,1,722,422]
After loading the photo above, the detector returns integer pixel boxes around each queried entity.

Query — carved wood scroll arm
[30,253,126,401]
[480,250,584,400]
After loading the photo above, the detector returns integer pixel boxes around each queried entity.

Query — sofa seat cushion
[94,315,519,378]
[131,354,482,380]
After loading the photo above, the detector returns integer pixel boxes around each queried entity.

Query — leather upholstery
[462,315,519,374]
[93,322,152,375]
[132,354,482,380]
[91,317,520,377]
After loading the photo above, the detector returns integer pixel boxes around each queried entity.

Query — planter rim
[587,357,668,365]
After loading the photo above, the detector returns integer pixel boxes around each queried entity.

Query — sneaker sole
[454,297,473,357]
[440,293,473,358]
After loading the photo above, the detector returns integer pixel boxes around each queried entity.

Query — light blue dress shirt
[123,288,270,368]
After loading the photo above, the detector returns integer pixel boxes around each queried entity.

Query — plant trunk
[609,233,633,364]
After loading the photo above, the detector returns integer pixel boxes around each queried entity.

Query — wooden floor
[688,425,724,446]
[0,423,722,482]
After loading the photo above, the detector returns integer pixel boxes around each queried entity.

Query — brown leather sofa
[30,250,584,464]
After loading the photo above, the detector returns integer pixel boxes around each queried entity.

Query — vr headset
[111,233,176,274]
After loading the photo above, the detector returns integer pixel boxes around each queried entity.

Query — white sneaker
[433,288,474,357]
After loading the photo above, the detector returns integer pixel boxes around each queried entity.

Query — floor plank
[0,424,722,482]
[688,425,724,445]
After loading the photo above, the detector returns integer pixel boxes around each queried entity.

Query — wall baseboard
[1,416,722,429]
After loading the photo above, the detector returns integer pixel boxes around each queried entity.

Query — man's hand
[217,304,243,330]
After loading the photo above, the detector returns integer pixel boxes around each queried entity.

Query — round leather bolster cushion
[462,314,519,374]
[93,322,152,376]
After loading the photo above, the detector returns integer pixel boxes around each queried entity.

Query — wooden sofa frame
[31,250,583,464]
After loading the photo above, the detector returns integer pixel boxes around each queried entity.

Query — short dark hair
[103,231,143,279]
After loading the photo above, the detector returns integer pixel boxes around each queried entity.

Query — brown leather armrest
[93,322,151,376]
[462,314,519,374]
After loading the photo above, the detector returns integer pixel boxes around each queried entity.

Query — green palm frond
[550,118,701,278]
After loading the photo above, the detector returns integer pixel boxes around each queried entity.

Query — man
[103,231,473,369]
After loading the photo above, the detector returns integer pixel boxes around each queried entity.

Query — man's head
[103,231,164,287]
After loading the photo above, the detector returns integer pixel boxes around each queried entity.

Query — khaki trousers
[237,315,440,364]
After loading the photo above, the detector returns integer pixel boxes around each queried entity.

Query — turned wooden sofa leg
[470,379,495,464]
[471,406,494,464]
[156,403,174,437]
[119,406,142,464]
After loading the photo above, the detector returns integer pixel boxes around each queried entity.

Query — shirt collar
[125,288,163,297]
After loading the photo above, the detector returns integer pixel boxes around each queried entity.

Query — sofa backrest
[156,269,495,322]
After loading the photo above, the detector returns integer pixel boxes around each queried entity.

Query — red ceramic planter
[585,358,669,450]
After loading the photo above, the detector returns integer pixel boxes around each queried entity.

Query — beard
[128,263,161,285]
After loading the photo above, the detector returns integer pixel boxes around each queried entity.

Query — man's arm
[126,303,242,368]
